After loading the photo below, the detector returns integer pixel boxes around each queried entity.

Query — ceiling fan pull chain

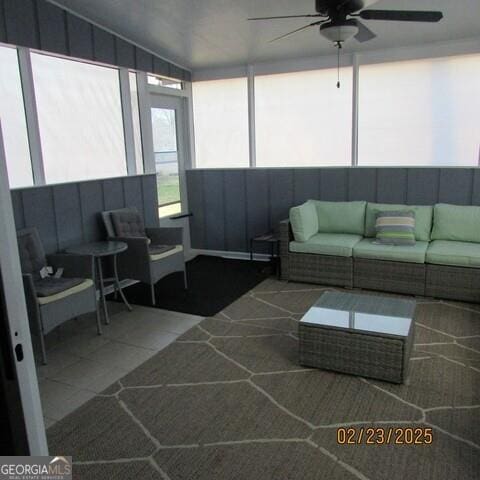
[336,41,341,88]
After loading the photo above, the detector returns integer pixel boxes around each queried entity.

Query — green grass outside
[157,174,180,205]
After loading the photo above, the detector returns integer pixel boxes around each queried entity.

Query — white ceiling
[50,0,480,71]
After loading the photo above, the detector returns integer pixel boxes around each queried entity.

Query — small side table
[250,232,281,278]
[66,241,132,325]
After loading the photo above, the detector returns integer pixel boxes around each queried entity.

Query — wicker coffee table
[299,291,416,384]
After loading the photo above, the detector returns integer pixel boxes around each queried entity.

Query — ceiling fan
[248,0,443,46]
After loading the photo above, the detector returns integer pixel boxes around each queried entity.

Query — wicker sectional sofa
[280,201,480,303]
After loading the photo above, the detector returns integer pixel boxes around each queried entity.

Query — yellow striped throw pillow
[375,211,416,246]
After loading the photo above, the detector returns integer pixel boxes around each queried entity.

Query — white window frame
[4,44,193,188]
[191,37,480,169]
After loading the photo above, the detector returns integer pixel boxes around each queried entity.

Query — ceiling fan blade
[359,10,443,22]
[268,20,326,43]
[352,20,376,42]
[248,14,323,21]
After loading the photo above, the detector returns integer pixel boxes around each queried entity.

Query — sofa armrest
[279,219,293,246]
[146,227,183,246]
[47,254,95,280]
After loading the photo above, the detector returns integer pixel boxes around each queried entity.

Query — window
[151,107,181,216]
[255,68,352,167]
[0,46,33,188]
[148,74,183,90]
[129,72,144,174]
[192,78,249,168]
[358,54,480,166]
[31,53,126,184]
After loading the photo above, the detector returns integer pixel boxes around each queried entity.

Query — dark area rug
[48,280,480,480]
[122,255,272,316]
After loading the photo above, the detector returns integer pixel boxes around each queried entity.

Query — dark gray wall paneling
[406,168,439,205]
[246,170,270,251]
[11,190,24,230]
[3,0,39,49]
[102,178,124,211]
[135,47,153,73]
[53,184,83,250]
[122,176,143,214]
[348,168,376,202]
[93,26,115,65]
[79,181,104,242]
[203,170,225,251]
[141,175,159,227]
[187,167,480,252]
[186,170,205,249]
[22,187,57,254]
[153,57,170,78]
[36,1,68,55]
[12,175,158,254]
[1,0,190,79]
[320,169,348,201]
[0,0,7,43]
[269,170,293,227]
[224,170,247,252]
[376,168,408,204]
[66,13,93,60]
[293,169,320,204]
[473,170,480,205]
[115,37,135,69]
[438,168,473,205]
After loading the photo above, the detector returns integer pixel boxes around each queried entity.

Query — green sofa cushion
[353,238,429,264]
[431,204,480,243]
[314,201,366,235]
[289,200,318,242]
[365,203,433,241]
[290,233,363,257]
[426,240,480,268]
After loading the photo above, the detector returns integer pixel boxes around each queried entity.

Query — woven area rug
[48,278,480,480]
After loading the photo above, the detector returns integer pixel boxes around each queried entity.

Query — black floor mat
[122,255,272,317]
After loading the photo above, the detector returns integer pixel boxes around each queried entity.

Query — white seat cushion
[37,279,94,305]
[150,245,183,262]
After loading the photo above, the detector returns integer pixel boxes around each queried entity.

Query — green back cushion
[431,204,480,243]
[314,201,366,235]
[365,203,433,241]
[375,210,416,245]
[289,200,319,242]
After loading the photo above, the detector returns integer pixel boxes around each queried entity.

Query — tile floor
[36,302,203,428]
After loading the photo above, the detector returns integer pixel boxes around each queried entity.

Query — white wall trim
[17,47,46,185]
[137,71,155,174]
[119,68,137,175]
[147,83,190,98]
[247,65,257,168]
[351,54,359,167]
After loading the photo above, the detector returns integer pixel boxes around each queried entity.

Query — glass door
[150,95,186,218]
[149,93,191,256]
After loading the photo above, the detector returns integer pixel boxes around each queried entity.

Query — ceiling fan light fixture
[320,22,359,43]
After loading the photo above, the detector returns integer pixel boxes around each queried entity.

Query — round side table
[66,241,132,324]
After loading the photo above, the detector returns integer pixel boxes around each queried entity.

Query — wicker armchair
[101,207,187,305]
[17,227,100,364]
